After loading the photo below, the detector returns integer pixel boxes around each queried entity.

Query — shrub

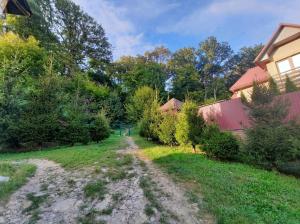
[244,124,300,169]
[242,82,300,170]
[138,99,162,140]
[202,125,240,161]
[175,100,205,152]
[285,76,298,93]
[89,112,110,142]
[158,113,177,145]
[126,86,156,123]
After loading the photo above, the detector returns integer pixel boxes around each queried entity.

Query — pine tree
[285,76,298,93]
[269,77,280,95]
[175,100,205,152]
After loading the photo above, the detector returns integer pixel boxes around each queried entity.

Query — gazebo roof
[160,98,183,112]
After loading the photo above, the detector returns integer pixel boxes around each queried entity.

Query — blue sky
[73,0,300,60]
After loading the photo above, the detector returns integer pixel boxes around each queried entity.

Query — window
[292,54,300,68]
[277,59,291,73]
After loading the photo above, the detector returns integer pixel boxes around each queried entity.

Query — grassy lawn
[0,132,127,169]
[0,163,36,202]
[133,134,300,224]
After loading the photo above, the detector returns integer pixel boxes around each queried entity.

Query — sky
[73,0,300,60]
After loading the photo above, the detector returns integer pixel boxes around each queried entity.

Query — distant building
[160,98,183,113]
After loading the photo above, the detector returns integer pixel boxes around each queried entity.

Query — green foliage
[138,99,162,140]
[126,86,156,123]
[285,76,298,93]
[158,113,177,146]
[175,101,205,150]
[133,134,300,224]
[0,34,112,151]
[89,112,110,143]
[268,77,280,95]
[84,180,107,199]
[244,124,300,169]
[243,82,300,169]
[202,125,240,161]
[5,0,112,74]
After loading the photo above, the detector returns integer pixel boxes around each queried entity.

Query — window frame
[276,53,300,75]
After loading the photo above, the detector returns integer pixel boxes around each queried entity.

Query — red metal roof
[160,98,183,112]
[229,66,269,93]
[199,91,300,131]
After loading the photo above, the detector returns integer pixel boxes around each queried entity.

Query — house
[199,23,300,135]
[160,98,183,113]
[230,66,269,99]
[230,23,300,99]
[255,23,300,91]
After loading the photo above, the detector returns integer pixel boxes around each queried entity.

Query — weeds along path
[0,138,210,224]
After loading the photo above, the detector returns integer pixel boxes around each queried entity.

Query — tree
[3,0,58,49]
[139,99,162,140]
[285,76,298,93]
[197,37,233,100]
[144,46,171,64]
[126,86,157,123]
[89,111,110,143]
[226,45,263,88]
[158,113,177,146]
[168,48,202,101]
[54,0,111,73]
[269,77,280,95]
[243,82,300,168]
[5,0,112,75]
[0,33,46,149]
[175,101,205,152]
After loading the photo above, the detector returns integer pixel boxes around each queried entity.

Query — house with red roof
[160,98,183,113]
[199,23,300,135]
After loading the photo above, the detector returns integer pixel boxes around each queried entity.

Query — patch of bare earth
[0,138,213,224]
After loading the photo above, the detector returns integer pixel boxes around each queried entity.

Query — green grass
[133,134,300,224]
[0,163,36,202]
[0,133,127,169]
[84,180,107,200]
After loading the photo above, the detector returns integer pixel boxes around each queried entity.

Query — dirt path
[0,138,212,224]
[0,160,91,224]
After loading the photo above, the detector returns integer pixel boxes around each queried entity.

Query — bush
[202,125,240,161]
[138,99,162,140]
[244,124,300,169]
[175,100,205,152]
[89,112,110,142]
[158,113,177,145]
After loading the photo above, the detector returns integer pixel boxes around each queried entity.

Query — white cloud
[72,0,157,59]
[157,0,300,35]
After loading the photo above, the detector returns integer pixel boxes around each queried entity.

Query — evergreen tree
[285,76,298,93]
[158,113,177,146]
[269,78,280,95]
[175,101,205,152]
[243,82,299,168]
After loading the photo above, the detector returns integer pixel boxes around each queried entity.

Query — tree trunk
[192,144,196,153]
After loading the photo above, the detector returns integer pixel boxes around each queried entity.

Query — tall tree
[54,0,111,73]
[168,48,202,101]
[197,37,233,100]
[4,0,112,75]
[226,44,263,88]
